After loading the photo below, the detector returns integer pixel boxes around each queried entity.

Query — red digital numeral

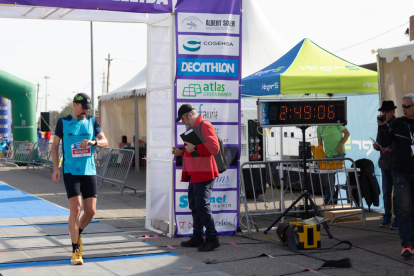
[318,105,326,119]
[304,106,311,120]
[294,106,301,119]
[328,105,335,119]
[279,106,287,120]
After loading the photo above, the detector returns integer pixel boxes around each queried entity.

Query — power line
[333,21,409,53]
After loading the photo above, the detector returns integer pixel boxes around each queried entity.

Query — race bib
[71,142,91,158]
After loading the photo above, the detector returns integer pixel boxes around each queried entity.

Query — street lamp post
[44,76,50,112]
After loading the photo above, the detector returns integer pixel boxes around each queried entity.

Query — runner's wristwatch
[93,139,98,146]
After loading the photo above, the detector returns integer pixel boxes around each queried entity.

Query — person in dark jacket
[377,94,414,257]
[374,101,398,229]
[173,104,220,252]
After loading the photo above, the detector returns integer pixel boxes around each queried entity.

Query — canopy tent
[241,38,378,97]
[377,40,414,117]
[98,66,147,173]
[241,39,384,213]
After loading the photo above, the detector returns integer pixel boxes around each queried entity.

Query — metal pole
[90,21,95,117]
[44,76,50,112]
[135,94,139,174]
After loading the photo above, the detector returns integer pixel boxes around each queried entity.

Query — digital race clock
[257,98,347,127]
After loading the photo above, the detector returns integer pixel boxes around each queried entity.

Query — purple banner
[0,0,172,13]
[174,0,242,238]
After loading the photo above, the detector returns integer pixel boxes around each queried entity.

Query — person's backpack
[199,121,228,173]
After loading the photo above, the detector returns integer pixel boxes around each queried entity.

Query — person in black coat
[377,94,414,257]
[374,101,398,229]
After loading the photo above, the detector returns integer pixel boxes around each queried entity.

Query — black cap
[73,93,92,110]
[378,100,397,111]
[176,104,196,122]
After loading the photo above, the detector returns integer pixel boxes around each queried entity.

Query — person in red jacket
[173,104,220,252]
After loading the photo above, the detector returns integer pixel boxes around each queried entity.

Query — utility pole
[44,76,50,112]
[410,15,414,41]
[105,53,113,94]
[36,83,40,113]
[101,70,106,95]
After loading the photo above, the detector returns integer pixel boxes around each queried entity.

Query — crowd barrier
[26,141,63,171]
[240,157,366,235]
[2,141,35,168]
[98,148,136,194]
[95,147,111,179]
[3,141,134,194]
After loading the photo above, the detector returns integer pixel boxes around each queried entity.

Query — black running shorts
[63,173,98,199]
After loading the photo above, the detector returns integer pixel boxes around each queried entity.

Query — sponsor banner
[176,212,237,236]
[177,124,239,146]
[177,12,240,34]
[176,190,238,212]
[178,35,240,56]
[175,168,238,190]
[174,0,241,237]
[177,102,239,123]
[0,0,172,13]
[177,58,239,78]
[177,79,239,100]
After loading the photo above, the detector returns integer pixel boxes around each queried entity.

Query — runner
[51,93,108,265]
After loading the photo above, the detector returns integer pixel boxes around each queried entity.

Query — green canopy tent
[241,38,378,97]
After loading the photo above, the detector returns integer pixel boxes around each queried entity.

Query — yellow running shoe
[77,235,83,252]
[71,249,83,265]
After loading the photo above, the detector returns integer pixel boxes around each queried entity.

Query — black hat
[176,104,196,122]
[73,93,92,110]
[378,100,397,111]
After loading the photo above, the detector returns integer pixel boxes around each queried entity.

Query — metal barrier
[26,142,63,171]
[99,148,135,194]
[2,141,36,167]
[240,157,366,235]
[94,147,111,179]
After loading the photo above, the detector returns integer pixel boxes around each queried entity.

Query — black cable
[321,233,414,268]
[330,223,400,236]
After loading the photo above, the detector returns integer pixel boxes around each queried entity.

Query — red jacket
[181,114,219,184]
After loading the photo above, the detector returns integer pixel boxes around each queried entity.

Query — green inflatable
[0,70,37,143]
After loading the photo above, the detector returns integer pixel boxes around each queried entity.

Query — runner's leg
[80,197,96,230]
[79,175,98,230]
[68,196,82,244]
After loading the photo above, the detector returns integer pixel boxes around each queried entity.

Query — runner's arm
[51,135,61,171]
[95,132,108,147]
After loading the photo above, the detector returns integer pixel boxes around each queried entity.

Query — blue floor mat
[0,182,69,218]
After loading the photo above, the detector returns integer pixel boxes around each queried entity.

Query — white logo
[363,81,378,89]
[21,120,26,126]
[262,84,275,91]
[299,65,360,71]
[181,62,235,74]
[251,69,276,77]
[112,0,169,4]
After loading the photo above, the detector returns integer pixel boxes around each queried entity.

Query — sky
[0,0,413,113]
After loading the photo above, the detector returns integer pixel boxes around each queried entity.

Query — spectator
[172,104,220,252]
[374,101,398,230]
[377,94,414,257]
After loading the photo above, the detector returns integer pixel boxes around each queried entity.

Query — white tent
[98,67,147,175]
[378,40,414,117]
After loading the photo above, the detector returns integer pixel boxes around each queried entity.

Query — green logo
[74,95,83,101]
[182,82,227,98]
[183,84,202,97]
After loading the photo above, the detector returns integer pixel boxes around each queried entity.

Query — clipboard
[180,126,205,158]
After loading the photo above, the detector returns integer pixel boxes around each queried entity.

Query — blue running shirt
[55,115,102,175]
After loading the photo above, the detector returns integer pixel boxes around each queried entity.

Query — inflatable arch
[0,70,37,142]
